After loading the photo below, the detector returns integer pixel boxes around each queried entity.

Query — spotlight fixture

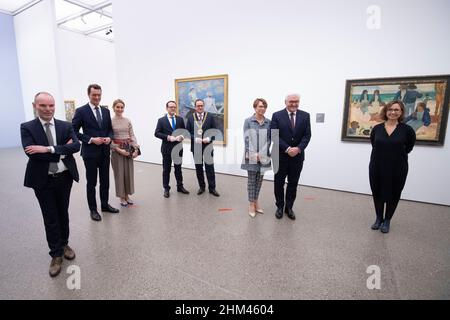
[105,28,113,35]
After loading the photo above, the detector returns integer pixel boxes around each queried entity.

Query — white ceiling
[0,0,35,13]
[0,0,113,42]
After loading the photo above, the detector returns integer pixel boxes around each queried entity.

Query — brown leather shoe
[49,257,63,277]
[64,245,76,260]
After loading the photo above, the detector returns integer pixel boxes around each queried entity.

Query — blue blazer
[72,103,114,159]
[21,118,80,189]
[270,109,311,161]
[154,115,186,155]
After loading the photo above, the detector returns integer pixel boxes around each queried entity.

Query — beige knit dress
[111,116,138,198]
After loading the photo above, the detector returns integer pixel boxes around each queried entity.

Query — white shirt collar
[89,102,100,110]
[38,117,55,126]
[286,108,297,115]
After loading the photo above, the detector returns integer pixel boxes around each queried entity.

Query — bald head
[33,92,55,122]
[34,92,54,103]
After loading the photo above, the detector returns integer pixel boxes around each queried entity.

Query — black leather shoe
[285,207,296,220]
[90,210,102,221]
[164,190,170,198]
[209,189,220,197]
[101,205,119,213]
[380,220,390,233]
[275,207,283,219]
[371,217,383,230]
[177,186,190,194]
[197,188,205,195]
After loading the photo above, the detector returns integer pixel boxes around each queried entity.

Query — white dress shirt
[38,117,68,174]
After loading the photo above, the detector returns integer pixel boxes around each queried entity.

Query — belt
[48,171,70,178]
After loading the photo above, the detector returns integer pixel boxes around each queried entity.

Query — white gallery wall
[56,28,118,112]
[14,0,64,121]
[116,0,449,205]
[13,0,118,123]
[112,0,450,206]
[0,12,24,148]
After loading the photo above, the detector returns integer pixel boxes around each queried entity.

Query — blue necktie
[95,107,102,128]
[171,116,176,130]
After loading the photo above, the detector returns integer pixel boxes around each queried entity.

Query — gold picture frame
[64,100,76,122]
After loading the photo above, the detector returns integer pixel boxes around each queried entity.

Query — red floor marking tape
[304,197,316,201]
[218,208,233,212]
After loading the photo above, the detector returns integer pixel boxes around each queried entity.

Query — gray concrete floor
[0,147,449,300]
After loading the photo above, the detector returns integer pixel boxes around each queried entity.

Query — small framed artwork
[341,75,450,145]
[64,100,76,122]
[175,74,228,145]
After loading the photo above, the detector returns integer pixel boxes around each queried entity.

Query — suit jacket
[154,114,186,155]
[185,112,217,153]
[72,103,113,159]
[21,118,80,190]
[270,108,311,162]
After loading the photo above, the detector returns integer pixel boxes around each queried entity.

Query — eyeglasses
[387,109,401,112]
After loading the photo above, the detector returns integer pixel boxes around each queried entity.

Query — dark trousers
[34,171,73,258]
[83,155,110,210]
[162,153,183,190]
[192,152,216,191]
[373,196,400,221]
[274,155,304,209]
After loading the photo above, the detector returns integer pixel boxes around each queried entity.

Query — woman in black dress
[369,101,416,233]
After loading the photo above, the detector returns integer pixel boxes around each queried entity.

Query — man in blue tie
[154,101,190,198]
[72,84,119,221]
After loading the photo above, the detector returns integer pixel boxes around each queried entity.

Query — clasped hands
[287,147,301,157]
[168,135,184,143]
[91,137,111,145]
[195,137,210,144]
[25,139,74,154]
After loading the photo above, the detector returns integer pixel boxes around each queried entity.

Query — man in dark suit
[72,84,119,221]
[186,99,220,196]
[270,93,311,220]
[154,100,190,198]
[21,92,80,277]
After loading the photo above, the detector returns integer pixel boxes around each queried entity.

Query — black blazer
[154,115,186,155]
[72,103,113,159]
[185,112,217,153]
[270,109,311,161]
[21,118,80,190]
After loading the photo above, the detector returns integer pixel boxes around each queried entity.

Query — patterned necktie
[290,112,295,129]
[44,123,58,173]
[171,116,176,130]
[198,113,203,121]
[95,106,102,128]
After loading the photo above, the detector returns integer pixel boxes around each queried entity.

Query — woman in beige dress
[111,99,140,207]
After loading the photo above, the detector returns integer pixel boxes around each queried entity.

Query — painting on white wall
[175,74,228,145]
[341,75,450,146]
[64,100,76,122]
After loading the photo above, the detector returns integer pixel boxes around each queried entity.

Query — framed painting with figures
[341,75,450,145]
[175,74,228,145]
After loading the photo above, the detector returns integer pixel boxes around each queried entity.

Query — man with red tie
[270,93,311,220]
